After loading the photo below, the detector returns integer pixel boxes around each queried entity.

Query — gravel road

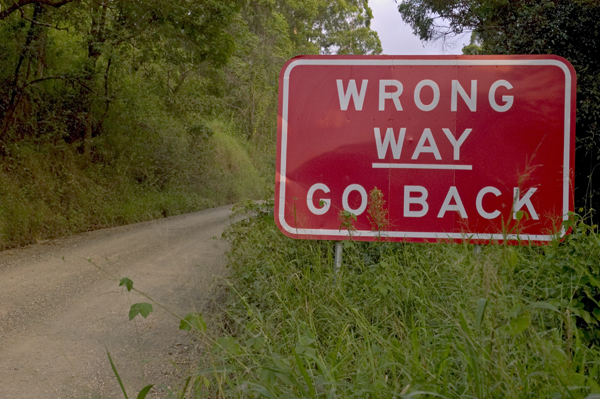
[0,205,234,398]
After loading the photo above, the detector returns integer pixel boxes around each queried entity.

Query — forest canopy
[0,0,381,248]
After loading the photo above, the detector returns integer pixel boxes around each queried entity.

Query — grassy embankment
[0,119,270,250]
[189,201,600,398]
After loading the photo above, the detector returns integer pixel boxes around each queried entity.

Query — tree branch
[0,0,77,20]
[17,5,68,30]
[24,75,109,100]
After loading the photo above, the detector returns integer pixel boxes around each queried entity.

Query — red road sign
[275,55,576,243]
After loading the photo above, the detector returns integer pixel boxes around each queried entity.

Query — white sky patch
[369,0,470,55]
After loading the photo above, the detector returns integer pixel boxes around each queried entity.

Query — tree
[307,0,382,55]
[220,0,382,144]
[0,0,384,247]
[0,0,240,153]
[0,0,76,21]
[396,0,600,223]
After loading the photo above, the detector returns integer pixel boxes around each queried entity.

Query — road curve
[0,205,234,398]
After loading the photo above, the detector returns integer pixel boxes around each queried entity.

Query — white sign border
[277,57,573,242]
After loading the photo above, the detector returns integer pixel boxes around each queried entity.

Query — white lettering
[412,128,442,160]
[513,188,539,220]
[442,128,472,160]
[414,80,440,112]
[374,127,406,159]
[404,186,429,217]
[379,80,403,111]
[476,186,501,219]
[437,186,467,218]
[342,184,368,216]
[336,79,368,111]
[451,80,477,112]
[489,80,514,112]
[307,183,330,215]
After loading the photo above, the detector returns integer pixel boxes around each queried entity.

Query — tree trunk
[83,0,108,156]
[0,3,46,139]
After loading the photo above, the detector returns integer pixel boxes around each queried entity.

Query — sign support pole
[334,241,343,275]
[474,244,482,259]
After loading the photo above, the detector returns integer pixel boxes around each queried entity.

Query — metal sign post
[334,241,343,275]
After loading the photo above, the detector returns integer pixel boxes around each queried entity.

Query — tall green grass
[189,202,600,398]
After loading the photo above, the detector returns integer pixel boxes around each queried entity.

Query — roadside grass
[0,118,268,250]
[188,202,600,398]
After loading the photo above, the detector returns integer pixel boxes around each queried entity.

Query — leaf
[260,367,277,385]
[119,277,134,292]
[214,337,242,356]
[475,298,488,330]
[293,350,316,397]
[246,336,265,351]
[179,313,206,332]
[580,309,593,324]
[507,248,518,269]
[515,210,525,222]
[593,307,600,321]
[106,349,129,399]
[373,283,390,295]
[129,303,153,321]
[509,304,523,318]
[508,313,531,335]
[588,275,600,288]
[458,310,472,337]
[298,334,315,347]
[525,301,560,313]
[136,385,154,399]
[295,344,316,357]
[342,210,357,221]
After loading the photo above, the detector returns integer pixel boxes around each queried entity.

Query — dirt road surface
[0,206,234,398]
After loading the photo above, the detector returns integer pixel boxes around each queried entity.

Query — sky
[369,0,470,55]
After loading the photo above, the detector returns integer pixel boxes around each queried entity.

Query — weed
[107,349,154,399]
[106,272,210,398]
[338,210,357,237]
[367,187,389,236]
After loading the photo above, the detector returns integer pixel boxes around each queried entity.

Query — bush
[0,115,269,249]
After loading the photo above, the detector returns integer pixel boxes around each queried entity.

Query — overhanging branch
[0,0,77,20]
[16,5,68,30]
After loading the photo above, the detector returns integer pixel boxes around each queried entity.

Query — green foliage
[338,209,357,235]
[189,205,600,397]
[107,348,154,399]
[543,214,600,343]
[309,0,383,55]
[180,313,207,333]
[119,277,134,292]
[0,0,382,249]
[128,302,153,321]
[107,349,131,399]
